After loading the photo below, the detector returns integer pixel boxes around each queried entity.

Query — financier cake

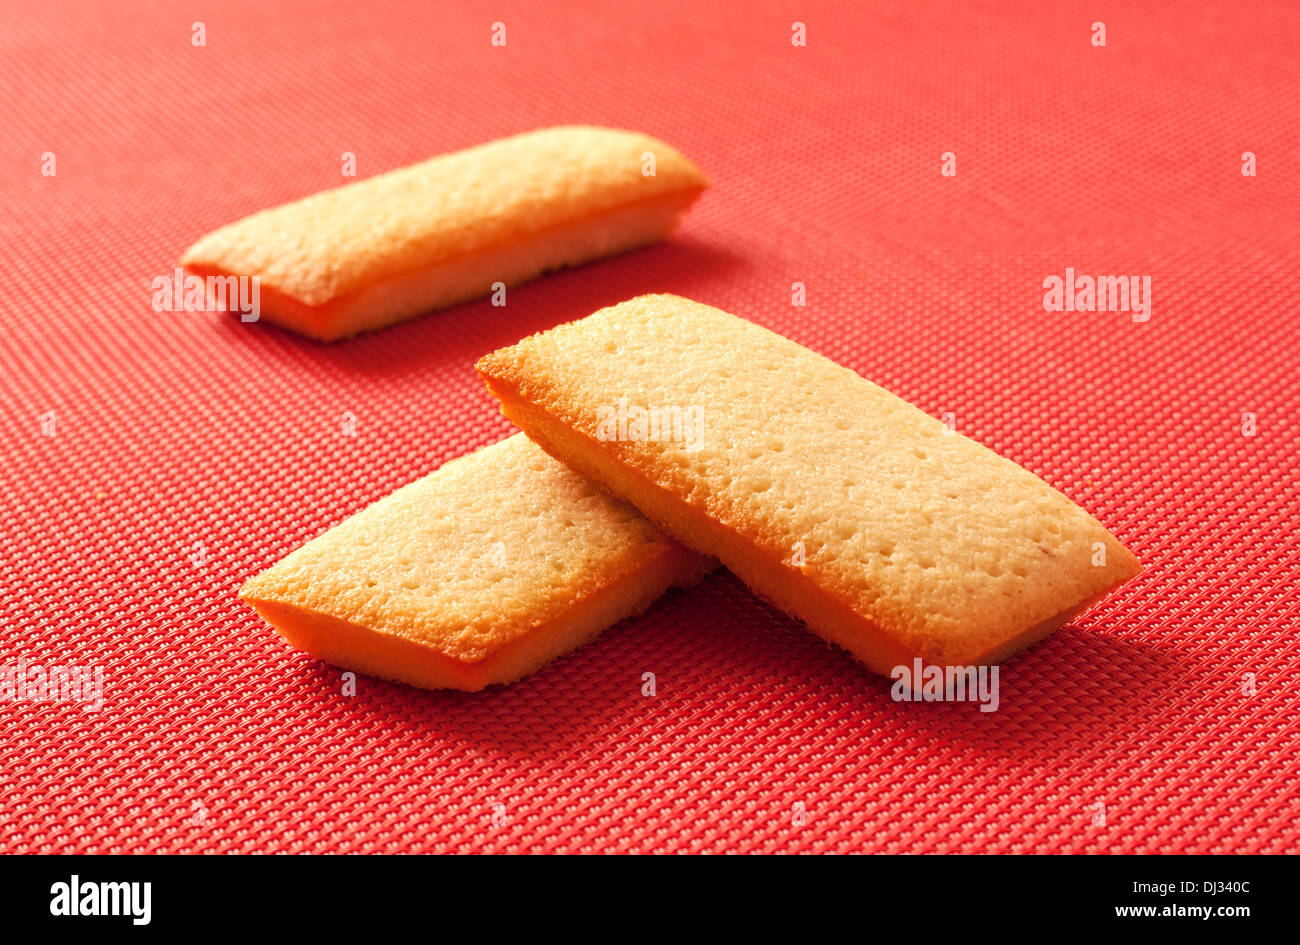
[182,126,708,341]
[240,434,714,691]
[476,294,1143,673]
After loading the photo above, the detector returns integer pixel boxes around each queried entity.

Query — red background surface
[2,0,1297,854]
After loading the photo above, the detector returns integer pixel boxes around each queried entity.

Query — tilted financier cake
[477,294,1142,673]
[183,126,708,341]
[241,434,714,691]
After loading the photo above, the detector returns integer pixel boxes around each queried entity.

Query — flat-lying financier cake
[477,294,1142,672]
[241,434,714,691]
[183,126,708,341]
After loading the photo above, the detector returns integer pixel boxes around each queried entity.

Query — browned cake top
[240,434,689,663]
[477,294,1141,663]
[182,126,708,306]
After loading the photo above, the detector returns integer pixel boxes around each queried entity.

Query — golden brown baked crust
[182,126,708,340]
[477,294,1142,672]
[240,434,714,690]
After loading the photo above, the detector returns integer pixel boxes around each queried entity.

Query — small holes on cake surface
[842,573,871,592]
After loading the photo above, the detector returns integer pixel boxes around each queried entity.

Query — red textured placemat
[2,0,1297,854]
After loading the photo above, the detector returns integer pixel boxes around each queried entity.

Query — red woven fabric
[2,0,1297,854]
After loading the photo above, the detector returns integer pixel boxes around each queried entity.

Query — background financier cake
[181,126,709,340]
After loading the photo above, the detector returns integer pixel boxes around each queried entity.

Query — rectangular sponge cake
[476,294,1142,673]
[182,126,708,341]
[240,434,714,691]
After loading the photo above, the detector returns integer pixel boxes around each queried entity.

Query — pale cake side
[182,126,708,340]
[476,294,1142,672]
[240,434,714,691]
